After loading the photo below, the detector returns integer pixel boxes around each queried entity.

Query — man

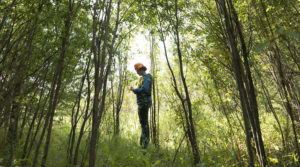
[130,63,152,149]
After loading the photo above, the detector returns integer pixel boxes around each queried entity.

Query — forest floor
[46,130,195,167]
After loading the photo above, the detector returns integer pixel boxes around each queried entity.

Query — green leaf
[254,40,270,52]
[268,157,278,163]
[152,159,161,166]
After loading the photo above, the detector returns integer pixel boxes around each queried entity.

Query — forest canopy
[0,0,299,166]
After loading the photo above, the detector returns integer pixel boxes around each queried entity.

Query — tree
[154,0,201,164]
[215,0,267,166]
[149,30,159,147]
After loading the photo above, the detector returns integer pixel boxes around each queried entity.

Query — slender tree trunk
[174,0,200,164]
[67,65,87,165]
[89,0,120,166]
[203,65,243,165]
[149,31,158,147]
[215,0,268,166]
[32,77,56,167]
[21,66,48,165]
[254,67,286,149]
[111,77,116,134]
[229,0,267,165]
[252,0,300,159]
[155,0,200,163]
[7,84,20,167]
[73,56,92,165]
[114,55,126,136]
[41,2,74,166]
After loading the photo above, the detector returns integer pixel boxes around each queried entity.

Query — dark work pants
[138,103,150,149]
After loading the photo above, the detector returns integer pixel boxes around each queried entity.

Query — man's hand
[130,86,134,92]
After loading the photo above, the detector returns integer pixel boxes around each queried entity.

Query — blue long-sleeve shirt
[134,73,152,105]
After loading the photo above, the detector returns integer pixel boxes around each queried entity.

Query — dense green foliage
[0,0,299,166]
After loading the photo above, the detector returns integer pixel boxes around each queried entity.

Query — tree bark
[67,62,87,165]
[215,0,267,166]
[149,31,159,147]
[73,60,92,165]
[174,0,200,164]
[155,0,200,164]
[41,1,74,166]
